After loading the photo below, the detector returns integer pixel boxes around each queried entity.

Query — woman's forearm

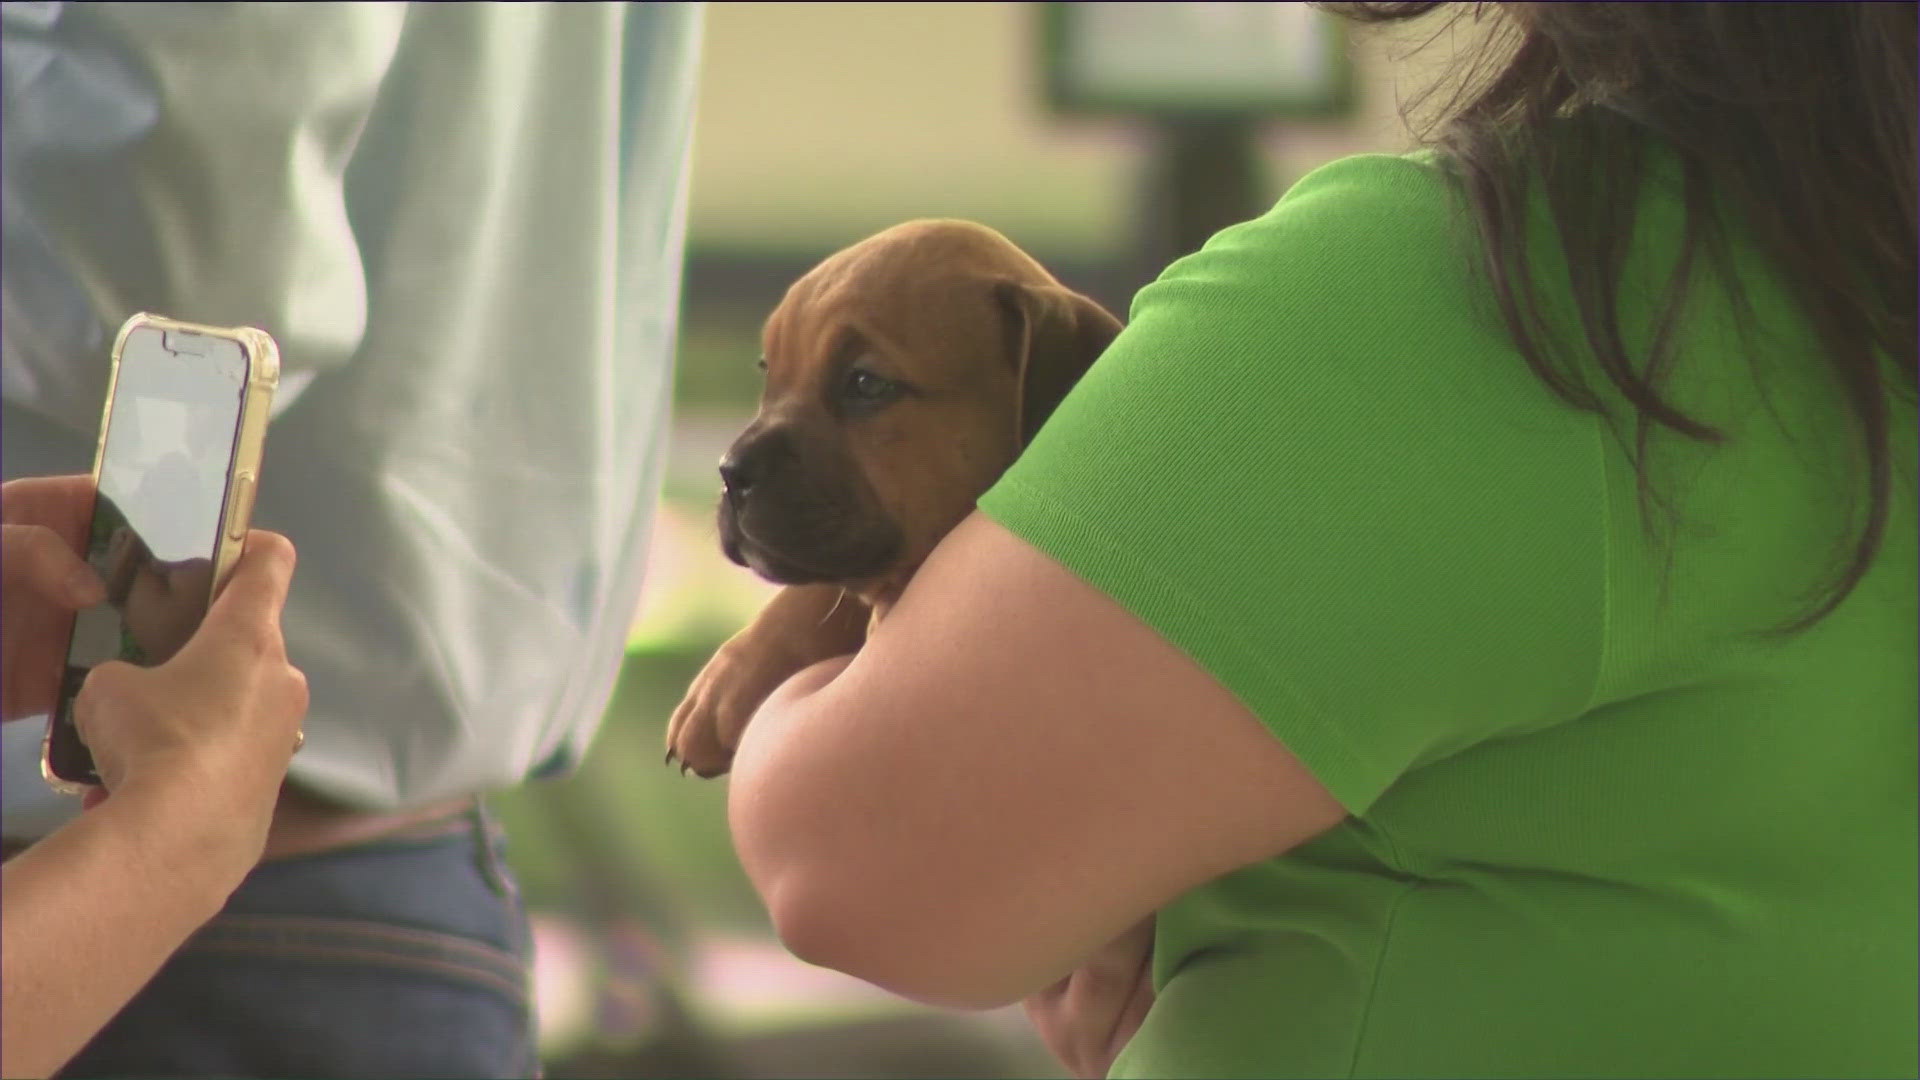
[0,780,253,1079]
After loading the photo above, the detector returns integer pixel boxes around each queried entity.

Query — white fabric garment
[1,0,703,828]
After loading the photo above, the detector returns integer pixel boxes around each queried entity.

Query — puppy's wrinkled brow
[827,326,868,370]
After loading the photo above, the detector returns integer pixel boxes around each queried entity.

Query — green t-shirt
[977,150,1918,1078]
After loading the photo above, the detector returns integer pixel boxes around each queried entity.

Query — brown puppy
[665,219,1121,777]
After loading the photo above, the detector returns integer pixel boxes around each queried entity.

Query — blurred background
[488,4,1484,1076]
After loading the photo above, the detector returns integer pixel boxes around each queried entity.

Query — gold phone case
[40,313,281,795]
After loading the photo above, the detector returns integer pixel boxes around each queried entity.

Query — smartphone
[41,313,279,792]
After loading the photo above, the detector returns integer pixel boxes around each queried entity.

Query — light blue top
[2,0,703,827]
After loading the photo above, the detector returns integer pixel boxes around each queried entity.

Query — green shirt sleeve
[977,153,1609,815]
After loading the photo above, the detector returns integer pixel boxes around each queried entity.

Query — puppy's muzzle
[718,436,776,511]
[715,426,902,585]
[716,430,783,569]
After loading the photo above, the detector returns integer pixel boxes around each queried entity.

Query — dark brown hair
[1325,1,1917,631]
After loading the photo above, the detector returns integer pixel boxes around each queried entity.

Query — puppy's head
[717,219,1121,597]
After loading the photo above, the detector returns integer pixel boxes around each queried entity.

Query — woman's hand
[73,530,307,870]
[1,477,104,723]
[0,516,307,1080]
[1024,917,1157,1079]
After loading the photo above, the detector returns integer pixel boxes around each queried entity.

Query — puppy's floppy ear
[994,280,1123,446]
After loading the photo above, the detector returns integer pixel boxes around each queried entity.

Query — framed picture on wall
[1040,1,1356,119]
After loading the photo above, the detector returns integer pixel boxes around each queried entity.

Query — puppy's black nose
[721,427,796,505]
[718,454,752,499]
[721,432,771,499]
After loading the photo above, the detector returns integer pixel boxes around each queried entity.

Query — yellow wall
[686,2,1486,257]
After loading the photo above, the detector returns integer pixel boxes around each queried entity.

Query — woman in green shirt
[727,3,1917,1077]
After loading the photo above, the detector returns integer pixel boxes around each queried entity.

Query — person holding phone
[1,3,699,1074]
[0,475,308,1080]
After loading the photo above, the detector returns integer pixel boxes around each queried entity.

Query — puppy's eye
[756,357,768,373]
[844,368,901,405]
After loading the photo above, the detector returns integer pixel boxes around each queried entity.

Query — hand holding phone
[43,314,279,790]
[1,476,105,723]
[70,529,307,827]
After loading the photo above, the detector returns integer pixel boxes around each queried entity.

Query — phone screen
[45,325,250,785]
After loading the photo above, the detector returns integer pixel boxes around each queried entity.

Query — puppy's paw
[664,642,778,778]
[666,584,872,779]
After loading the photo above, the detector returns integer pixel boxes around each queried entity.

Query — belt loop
[469,801,517,903]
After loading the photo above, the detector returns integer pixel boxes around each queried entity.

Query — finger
[1111,962,1156,1050]
[1021,993,1079,1075]
[1,523,104,607]
[199,531,297,638]
[0,475,95,545]
[70,659,141,752]
[1023,984,1068,1029]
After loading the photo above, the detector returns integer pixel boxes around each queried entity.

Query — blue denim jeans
[56,805,540,1079]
